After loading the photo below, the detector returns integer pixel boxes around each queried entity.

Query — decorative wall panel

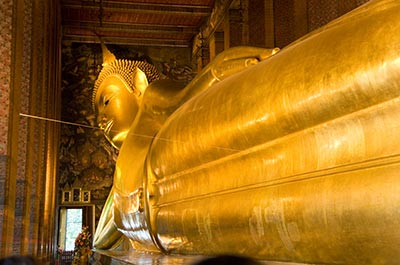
[0,0,12,251]
[308,0,370,31]
[13,0,33,253]
[273,0,371,48]
[274,0,295,48]
[248,0,266,47]
[0,0,12,156]
[1,0,61,260]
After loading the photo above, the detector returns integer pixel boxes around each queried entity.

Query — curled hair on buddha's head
[92,43,160,110]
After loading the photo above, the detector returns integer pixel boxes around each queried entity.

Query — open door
[57,205,94,265]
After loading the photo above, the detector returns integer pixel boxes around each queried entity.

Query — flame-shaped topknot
[101,42,117,66]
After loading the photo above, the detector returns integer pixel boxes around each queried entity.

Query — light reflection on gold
[93,1,400,264]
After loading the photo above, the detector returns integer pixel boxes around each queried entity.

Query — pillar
[0,0,61,263]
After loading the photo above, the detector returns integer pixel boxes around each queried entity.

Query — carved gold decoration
[61,180,91,204]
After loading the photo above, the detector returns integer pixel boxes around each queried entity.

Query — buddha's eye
[103,94,115,106]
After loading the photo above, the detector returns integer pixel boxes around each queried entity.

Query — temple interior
[3,0,400,264]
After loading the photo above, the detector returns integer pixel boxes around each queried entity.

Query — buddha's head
[93,44,159,149]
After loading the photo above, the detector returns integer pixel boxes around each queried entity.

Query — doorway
[57,205,95,264]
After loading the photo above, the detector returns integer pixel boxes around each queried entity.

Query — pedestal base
[92,250,314,265]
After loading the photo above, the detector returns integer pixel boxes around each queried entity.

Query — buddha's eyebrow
[101,92,111,101]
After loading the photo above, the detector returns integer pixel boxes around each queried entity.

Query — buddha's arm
[148,0,400,178]
[179,46,279,102]
[93,188,124,249]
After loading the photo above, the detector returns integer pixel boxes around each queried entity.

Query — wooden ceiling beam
[61,1,212,16]
[62,34,191,47]
[62,21,199,35]
[60,0,217,48]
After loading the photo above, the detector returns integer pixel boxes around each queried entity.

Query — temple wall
[0,0,12,156]
[0,0,13,254]
[0,0,61,263]
[210,0,371,53]
[274,0,370,48]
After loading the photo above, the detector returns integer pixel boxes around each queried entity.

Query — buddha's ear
[132,67,148,96]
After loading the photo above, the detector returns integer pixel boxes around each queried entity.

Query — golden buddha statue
[93,0,400,263]
[93,43,279,250]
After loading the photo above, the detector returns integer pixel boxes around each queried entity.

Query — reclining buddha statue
[93,0,400,263]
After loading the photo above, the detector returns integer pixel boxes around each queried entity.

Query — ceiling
[61,0,218,48]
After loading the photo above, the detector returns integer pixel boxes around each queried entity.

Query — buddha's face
[95,75,140,149]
